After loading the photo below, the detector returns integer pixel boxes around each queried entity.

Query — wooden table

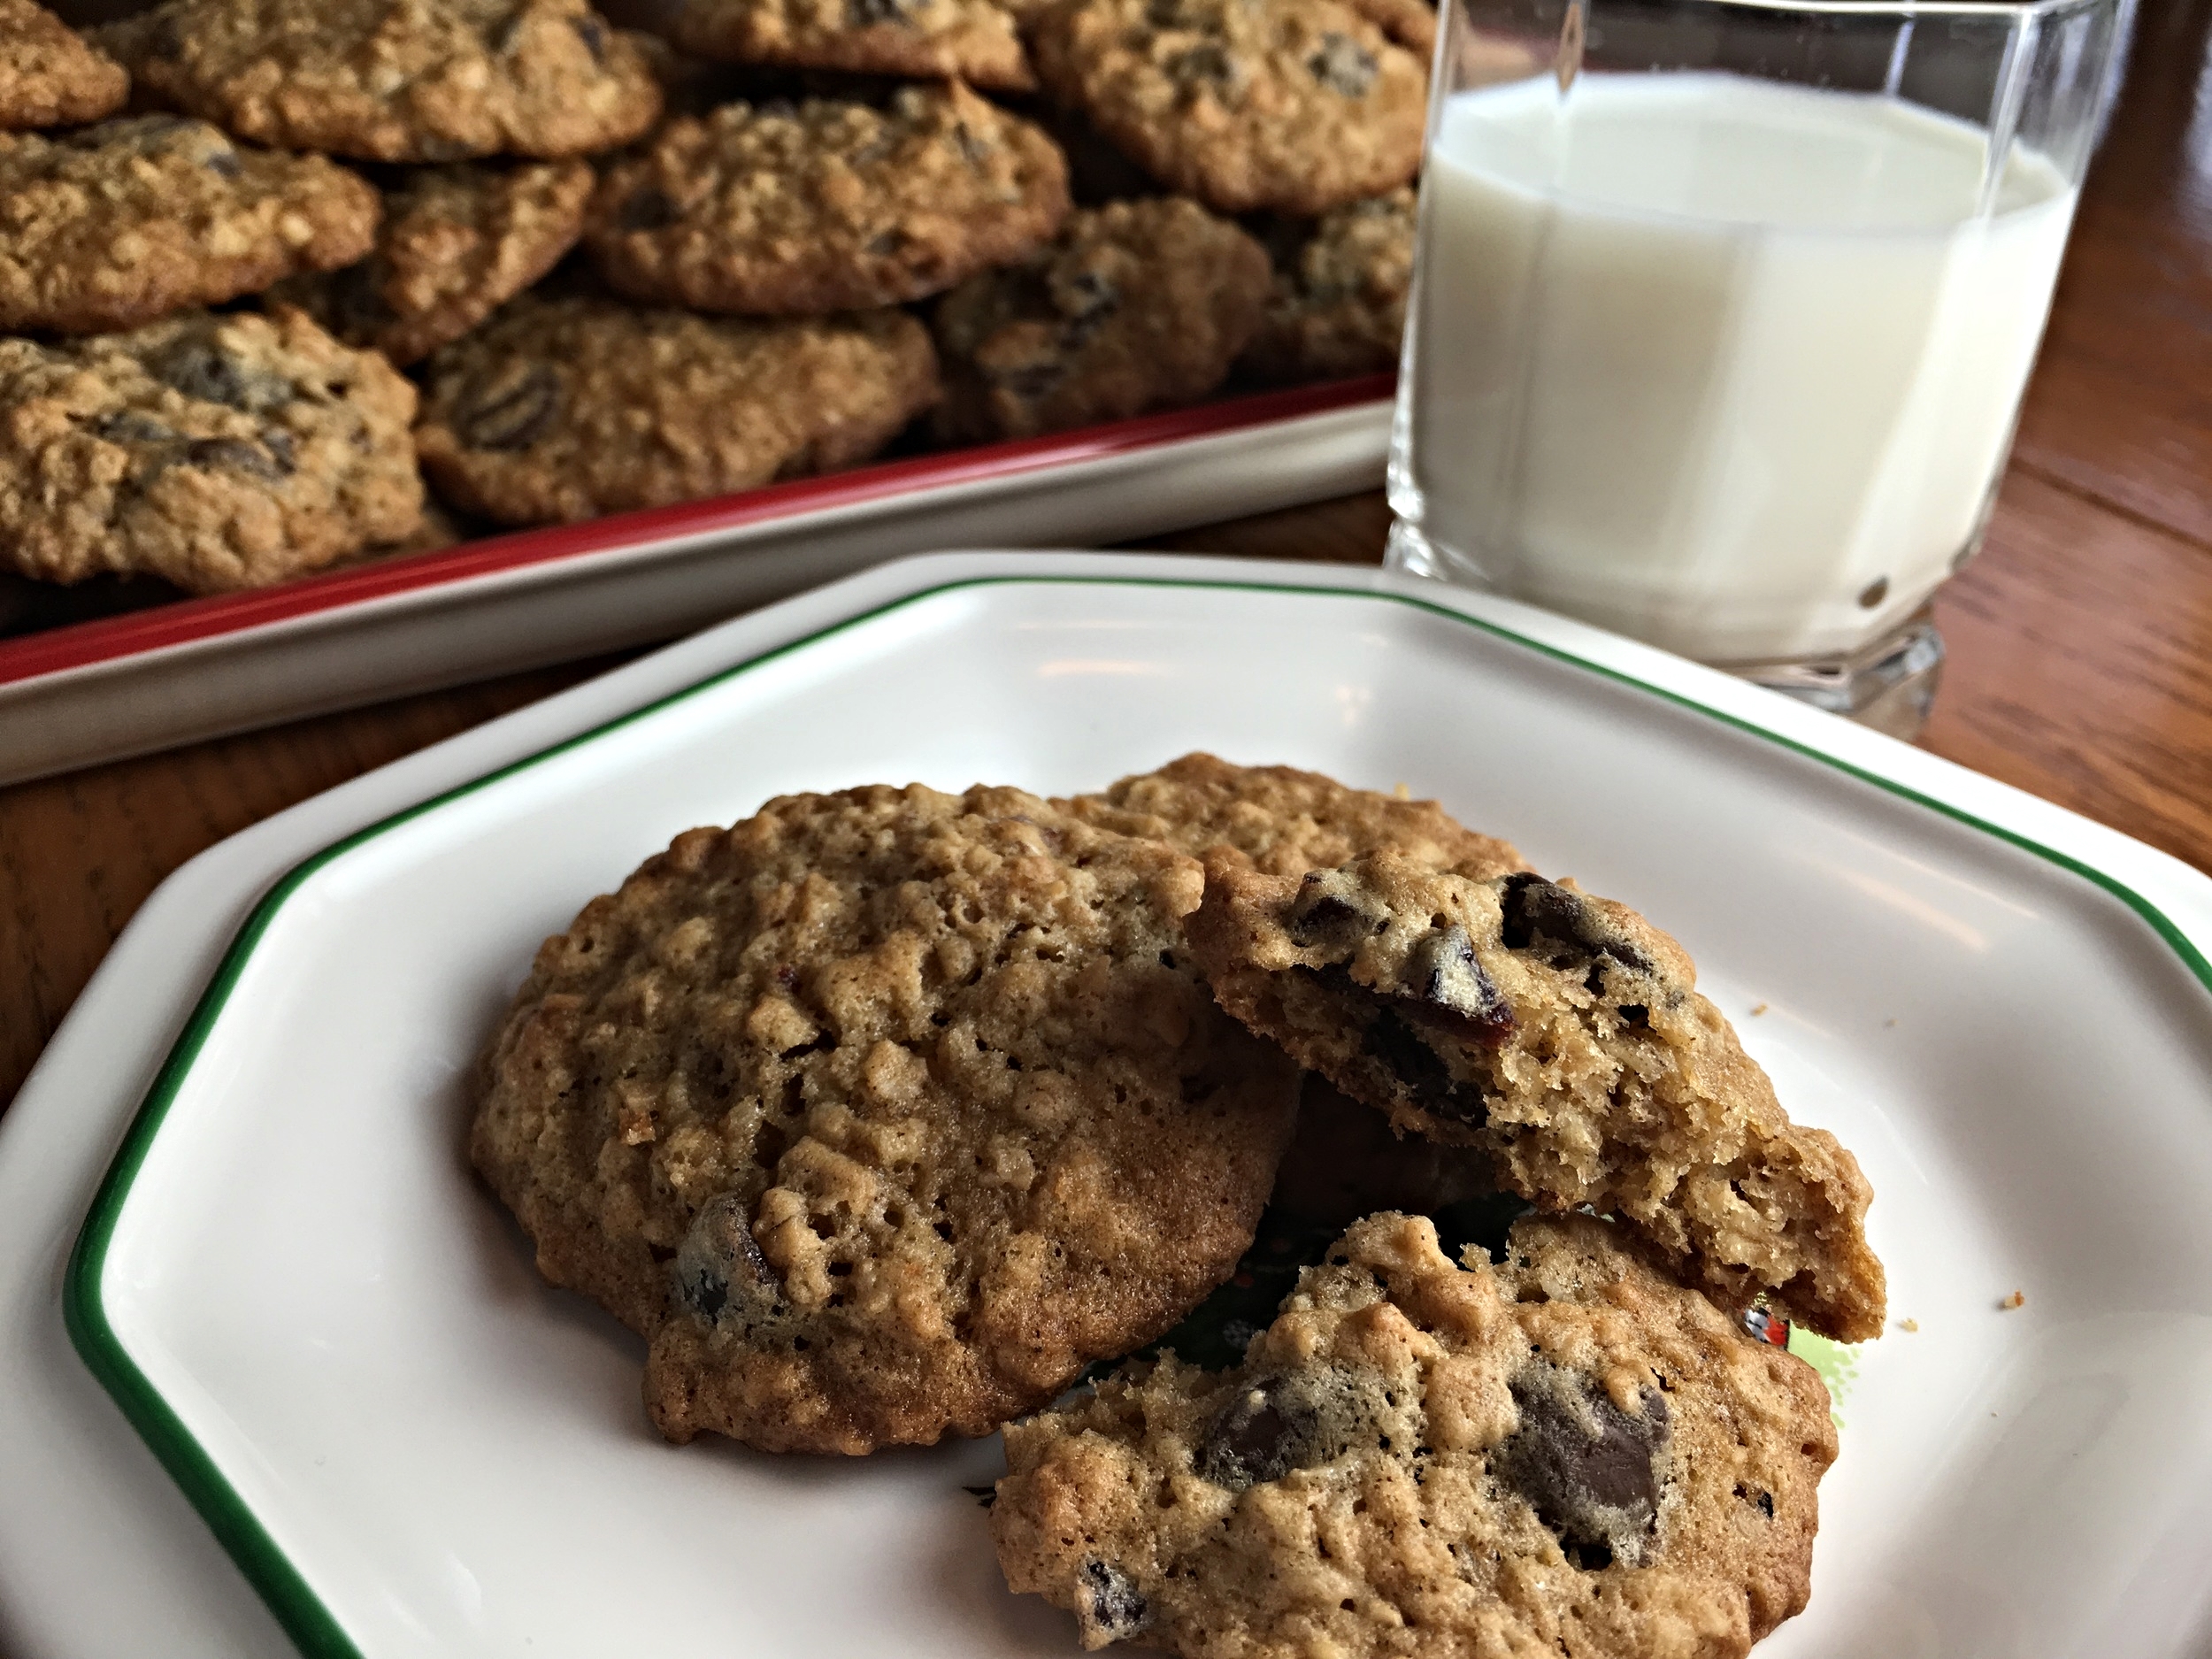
[7,1,2212,1115]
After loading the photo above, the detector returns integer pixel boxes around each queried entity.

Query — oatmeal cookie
[1064,753,1526,882]
[1028,0,1426,215]
[587,82,1068,314]
[0,0,129,130]
[471,783,1303,1452]
[0,306,421,593]
[414,289,938,523]
[271,159,591,365]
[1187,851,1886,1340]
[1243,186,1415,383]
[931,196,1268,442]
[0,116,379,334]
[98,0,663,162]
[994,1210,1836,1659]
[667,0,1033,90]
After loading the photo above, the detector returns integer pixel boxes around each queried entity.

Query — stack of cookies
[1,0,1431,611]
[472,754,1886,1658]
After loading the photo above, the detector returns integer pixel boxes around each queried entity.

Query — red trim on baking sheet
[0,375,1393,690]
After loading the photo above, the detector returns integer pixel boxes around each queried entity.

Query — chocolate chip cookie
[0,115,380,334]
[1064,753,1528,884]
[931,196,1269,442]
[587,82,1069,314]
[667,0,1033,90]
[1028,0,1427,215]
[1243,186,1415,383]
[470,784,1302,1452]
[1187,851,1887,1340]
[414,289,938,523]
[272,159,592,365]
[99,0,663,162]
[0,306,421,593]
[994,1210,1836,1658]
[0,0,129,130]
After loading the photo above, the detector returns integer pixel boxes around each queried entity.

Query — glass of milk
[1386,0,2126,736]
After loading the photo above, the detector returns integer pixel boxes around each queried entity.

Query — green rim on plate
[61,572,2212,1659]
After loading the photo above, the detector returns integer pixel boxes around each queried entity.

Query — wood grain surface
[5,4,2212,1118]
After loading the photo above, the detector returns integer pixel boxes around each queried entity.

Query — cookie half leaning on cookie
[995,1210,1838,1659]
[471,783,1302,1453]
[1187,849,1886,1340]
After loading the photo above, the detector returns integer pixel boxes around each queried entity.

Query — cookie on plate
[994,1210,1837,1658]
[98,0,663,162]
[0,116,379,334]
[471,784,1303,1452]
[667,0,1033,90]
[0,306,421,593]
[414,289,938,523]
[587,83,1069,314]
[1243,186,1415,383]
[271,159,592,365]
[1187,851,1887,1340]
[0,0,130,130]
[1028,0,1427,215]
[931,196,1269,442]
[1063,752,1527,883]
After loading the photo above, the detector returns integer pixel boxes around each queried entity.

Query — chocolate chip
[847,0,912,25]
[1404,925,1512,1039]
[457,361,561,451]
[1289,871,1388,944]
[673,1192,777,1322]
[865,228,910,257]
[95,411,177,445]
[571,14,607,60]
[203,148,242,178]
[160,343,292,413]
[1078,1560,1148,1641]
[1498,1368,1668,1563]
[618,187,678,232]
[258,426,297,474]
[1496,872,1651,976]
[1362,1004,1482,1125]
[1308,32,1378,96]
[182,437,288,480]
[1198,1374,1331,1490]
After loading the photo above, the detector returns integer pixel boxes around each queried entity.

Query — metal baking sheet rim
[0,387,1391,787]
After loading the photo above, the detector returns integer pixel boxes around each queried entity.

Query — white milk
[1402,73,2078,662]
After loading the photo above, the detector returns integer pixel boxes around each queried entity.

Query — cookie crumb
[1393,782,1411,799]
[1884,1016,1898,1027]
[1899,1317,1918,1333]
[1749,1002,1769,1017]
[2001,1290,2024,1310]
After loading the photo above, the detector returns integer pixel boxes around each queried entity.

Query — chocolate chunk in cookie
[0,0,129,130]
[930,196,1269,442]
[1064,751,1528,882]
[1187,849,1888,1340]
[586,82,1068,314]
[1029,0,1427,215]
[0,306,421,593]
[415,289,938,523]
[0,116,379,334]
[1242,185,1416,382]
[994,1211,1838,1657]
[99,0,663,162]
[469,783,1302,1451]
[271,159,591,365]
[668,0,1033,90]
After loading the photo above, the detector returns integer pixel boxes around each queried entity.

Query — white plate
[9,551,2212,1659]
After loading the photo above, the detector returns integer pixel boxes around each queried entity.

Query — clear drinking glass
[1385,0,2127,737]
